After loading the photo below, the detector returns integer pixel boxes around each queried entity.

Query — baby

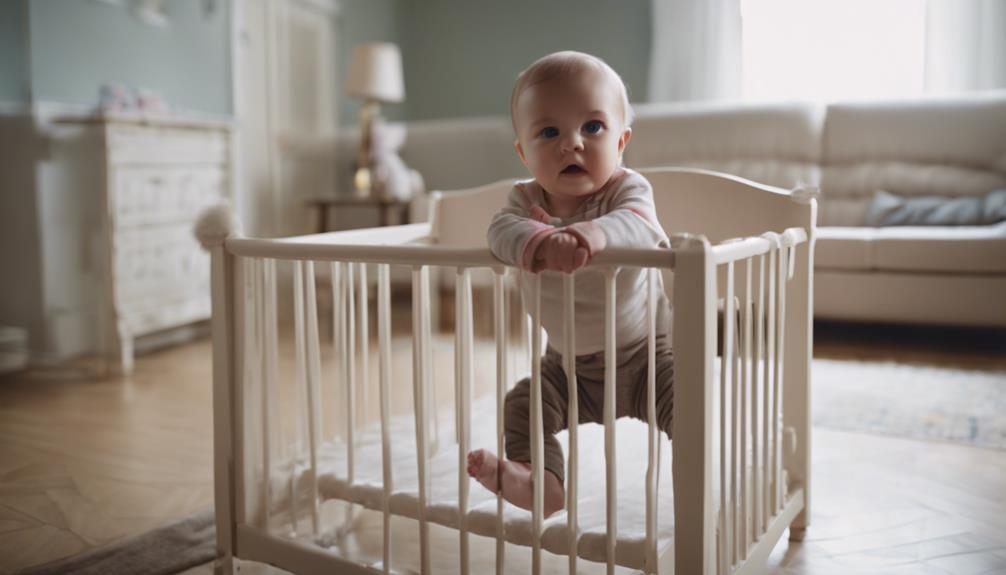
[466,51,675,517]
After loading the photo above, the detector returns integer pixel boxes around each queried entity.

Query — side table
[307,195,411,233]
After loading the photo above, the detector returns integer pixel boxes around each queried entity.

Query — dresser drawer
[112,166,226,228]
[107,124,229,166]
[113,224,211,320]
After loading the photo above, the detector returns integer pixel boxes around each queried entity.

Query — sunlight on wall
[740,0,927,101]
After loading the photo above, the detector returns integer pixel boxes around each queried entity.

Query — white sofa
[343,92,1006,327]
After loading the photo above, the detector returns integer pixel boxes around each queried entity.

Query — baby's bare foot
[467,449,499,493]
[466,449,565,517]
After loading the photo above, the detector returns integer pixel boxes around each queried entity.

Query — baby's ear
[514,139,527,165]
[618,127,633,155]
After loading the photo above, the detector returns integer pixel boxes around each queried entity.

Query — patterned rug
[812,358,1006,450]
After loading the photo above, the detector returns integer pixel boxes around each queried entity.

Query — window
[740,0,928,101]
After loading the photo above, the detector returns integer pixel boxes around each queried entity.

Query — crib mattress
[271,394,678,570]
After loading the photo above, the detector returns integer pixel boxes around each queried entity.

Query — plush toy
[368,118,424,202]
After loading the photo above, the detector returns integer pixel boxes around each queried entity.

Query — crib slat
[493,271,507,575]
[755,254,766,536]
[245,259,261,526]
[764,238,778,521]
[520,270,532,390]
[264,259,280,531]
[377,264,393,574]
[563,273,578,575]
[645,267,658,574]
[771,239,783,516]
[724,261,736,568]
[421,266,435,479]
[254,259,270,530]
[422,266,436,459]
[741,257,753,558]
[604,268,618,575]
[292,261,307,535]
[717,278,726,571]
[359,263,370,427]
[733,263,743,564]
[455,268,473,575]
[335,261,358,526]
[235,257,252,533]
[292,262,320,534]
[530,272,544,575]
[776,244,788,512]
[411,266,431,575]
[332,262,343,444]
[346,263,357,485]
[736,263,744,562]
[304,262,323,536]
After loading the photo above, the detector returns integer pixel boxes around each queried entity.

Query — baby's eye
[582,120,604,135]
[539,126,559,138]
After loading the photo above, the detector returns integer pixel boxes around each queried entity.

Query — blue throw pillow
[864,189,1006,227]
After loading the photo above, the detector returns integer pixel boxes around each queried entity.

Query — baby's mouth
[561,164,587,175]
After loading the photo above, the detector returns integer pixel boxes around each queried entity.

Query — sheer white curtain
[739,0,927,102]
[648,0,742,102]
[925,0,1006,94]
[649,0,1004,104]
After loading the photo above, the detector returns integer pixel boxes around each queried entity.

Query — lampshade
[347,43,405,103]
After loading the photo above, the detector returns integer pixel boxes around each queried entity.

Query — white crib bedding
[271,394,677,569]
[269,360,767,570]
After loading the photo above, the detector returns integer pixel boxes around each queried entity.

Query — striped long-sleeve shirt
[488,167,673,356]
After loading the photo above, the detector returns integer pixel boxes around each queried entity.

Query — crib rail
[211,220,811,575]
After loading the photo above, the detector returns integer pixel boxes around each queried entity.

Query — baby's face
[514,69,631,203]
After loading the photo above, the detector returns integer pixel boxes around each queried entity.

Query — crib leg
[789,526,807,542]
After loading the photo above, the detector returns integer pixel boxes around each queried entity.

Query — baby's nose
[560,133,584,153]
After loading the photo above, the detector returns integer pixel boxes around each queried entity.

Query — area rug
[17,510,215,575]
[812,358,1006,450]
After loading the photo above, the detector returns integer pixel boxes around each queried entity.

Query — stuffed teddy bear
[367,118,424,202]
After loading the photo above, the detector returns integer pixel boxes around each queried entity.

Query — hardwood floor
[1,315,1004,574]
[0,343,214,572]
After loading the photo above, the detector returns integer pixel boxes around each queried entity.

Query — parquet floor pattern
[1,307,1005,574]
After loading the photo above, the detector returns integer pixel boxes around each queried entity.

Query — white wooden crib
[202,167,816,575]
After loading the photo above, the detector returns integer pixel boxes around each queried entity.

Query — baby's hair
[510,51,634,134]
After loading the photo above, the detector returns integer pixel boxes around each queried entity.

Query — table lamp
[347,43,405,198]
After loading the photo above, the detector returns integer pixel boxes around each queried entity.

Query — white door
[234,0,339,237]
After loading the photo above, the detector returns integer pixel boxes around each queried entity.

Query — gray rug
[812,358,1006,450]
[17,510,215,575]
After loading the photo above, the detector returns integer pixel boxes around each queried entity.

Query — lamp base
[353,166,372,198]
[353,100,379,199]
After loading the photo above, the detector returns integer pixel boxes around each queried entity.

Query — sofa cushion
[626,101,823,189]
[820,92,1006,226]
[817,224,1006,273]
[400,116,526,192]
[815,227,875,270]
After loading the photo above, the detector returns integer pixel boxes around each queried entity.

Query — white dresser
[72,115,232,373]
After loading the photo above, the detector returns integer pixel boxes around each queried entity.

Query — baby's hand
[534,232,589,273]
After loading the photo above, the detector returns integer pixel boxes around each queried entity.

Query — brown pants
[504,336,675,484]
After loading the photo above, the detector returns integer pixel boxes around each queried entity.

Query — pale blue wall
[397,0,651,122]
[0,1,26,104]
[28,0,231,115]
[15,1,652,123]
[337,0,405,125]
